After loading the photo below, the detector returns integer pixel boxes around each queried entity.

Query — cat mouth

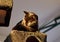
[26,21,36,27]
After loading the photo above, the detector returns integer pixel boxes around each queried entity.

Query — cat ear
[24,11,29,14]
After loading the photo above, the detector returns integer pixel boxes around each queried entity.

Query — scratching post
[10,30,47,42]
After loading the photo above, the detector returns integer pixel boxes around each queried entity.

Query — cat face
[22,11,38,27]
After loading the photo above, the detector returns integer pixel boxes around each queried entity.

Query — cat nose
[24,11,29,14]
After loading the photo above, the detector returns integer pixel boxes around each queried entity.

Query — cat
[12,11,38,32]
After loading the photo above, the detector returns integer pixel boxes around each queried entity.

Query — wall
[0,0,60,42]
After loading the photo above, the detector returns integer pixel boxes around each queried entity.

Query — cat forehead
[28,12,35,16]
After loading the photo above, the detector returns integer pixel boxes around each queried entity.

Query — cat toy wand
[38,16,60,33]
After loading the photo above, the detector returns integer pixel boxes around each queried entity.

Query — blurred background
[0,0,60,42]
